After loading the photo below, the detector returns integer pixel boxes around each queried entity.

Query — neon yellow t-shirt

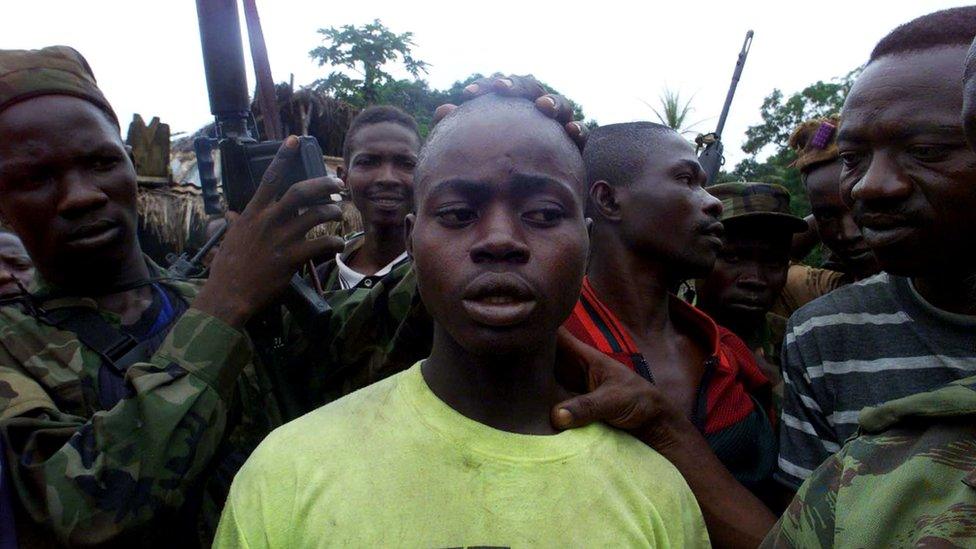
[215,363,710,548]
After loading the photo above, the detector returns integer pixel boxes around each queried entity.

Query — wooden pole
[241,0,283,140]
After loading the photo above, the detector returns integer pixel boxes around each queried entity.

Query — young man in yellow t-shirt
[214,94,710,548]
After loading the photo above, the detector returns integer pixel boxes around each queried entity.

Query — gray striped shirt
[776,272,976,489]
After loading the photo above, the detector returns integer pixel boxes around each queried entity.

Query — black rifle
[194,0,331,330]
[697,30,754,186]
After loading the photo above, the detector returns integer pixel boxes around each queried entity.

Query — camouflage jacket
[762,375,976,548]
[0,260,281,547]
[316,260,432,404]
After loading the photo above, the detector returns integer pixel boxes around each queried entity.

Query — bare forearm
[645,426,776,548]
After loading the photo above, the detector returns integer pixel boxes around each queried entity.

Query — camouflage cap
[708,182,807,232]
[0,45,117,125]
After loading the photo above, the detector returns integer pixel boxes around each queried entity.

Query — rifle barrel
[713,30,754,139]
[196,0,251,137]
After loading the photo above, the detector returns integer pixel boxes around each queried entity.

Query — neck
[357,222,406,273]
[43,245,153,322]
[707,308,763,344]
[422,325,571,435]
[587,228,673,334]
[913,270,976,316]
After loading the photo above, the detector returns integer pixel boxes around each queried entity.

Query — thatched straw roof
[137,183,207,253]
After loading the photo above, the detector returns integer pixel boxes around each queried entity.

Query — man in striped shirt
[776,9,976,491]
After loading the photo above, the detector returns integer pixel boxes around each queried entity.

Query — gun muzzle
[196,0,251,136]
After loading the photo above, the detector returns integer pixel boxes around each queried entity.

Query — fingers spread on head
[535,94,574,124]
[251,136,300,208]
[433,103,457,125]
[462,77,496,99]
[566,121,588,150]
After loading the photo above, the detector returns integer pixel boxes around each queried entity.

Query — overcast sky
[2,0,970,167]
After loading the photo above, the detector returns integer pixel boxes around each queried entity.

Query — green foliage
[309,19,429,107]
[721,67,862,219]
[646,88,700,135]
[741,68,860,156]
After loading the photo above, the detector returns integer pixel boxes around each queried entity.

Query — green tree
[721,68,862,215]
[309,19,429,107]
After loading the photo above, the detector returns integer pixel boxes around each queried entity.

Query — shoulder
[789,272,894,326]
[247,370,407,464]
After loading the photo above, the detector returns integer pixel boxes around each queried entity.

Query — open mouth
[461,274,538,328]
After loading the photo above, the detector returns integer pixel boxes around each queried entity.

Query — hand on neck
[421,325,572,436]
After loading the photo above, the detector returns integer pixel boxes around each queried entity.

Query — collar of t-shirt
[335,248,409,290]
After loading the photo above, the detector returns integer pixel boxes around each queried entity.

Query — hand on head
[432,74,588,150]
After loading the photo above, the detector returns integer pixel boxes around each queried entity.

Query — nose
[469,205,530,265]
[849,152,913,206]
[736,264,768,291]
[701,188,724,220]
[57,169,109,219]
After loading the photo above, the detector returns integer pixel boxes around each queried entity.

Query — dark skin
[0,94,343,330]
[804,159,879,279]
[587,132,724,418]
[338,121,419,275]
[695,221,792,340]
[0,232,34,298]
[406,97,588,435]
[838,45,976,315]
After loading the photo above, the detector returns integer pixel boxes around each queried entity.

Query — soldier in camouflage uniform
[761,376,976,547]
[0,46,343,546]
[695,182,807,409]
[764,9,976,546]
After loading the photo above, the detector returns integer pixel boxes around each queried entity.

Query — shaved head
[415,94,585,206]
[583,122,677,188]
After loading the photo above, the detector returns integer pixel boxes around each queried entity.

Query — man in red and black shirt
[565,122,777,495]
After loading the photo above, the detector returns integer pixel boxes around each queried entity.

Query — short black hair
[341,105,421,163]
[870,6,976,63]
[583,122,675,187]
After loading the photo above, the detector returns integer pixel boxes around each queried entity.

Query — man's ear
[404,213,416,258]
[336,164,347,183]
[590,180,623,222]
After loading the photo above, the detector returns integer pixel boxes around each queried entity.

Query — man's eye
[839,151,864,168]
[523,208,565,226]
[436,208,477,226]
[90,156,121,171]
[355,157,378,167]
[719,252,739,263]
[907,145,951,163]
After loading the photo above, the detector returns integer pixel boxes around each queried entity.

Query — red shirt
[563,277,776,485]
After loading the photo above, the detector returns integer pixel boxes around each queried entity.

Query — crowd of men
[0,5,974,548]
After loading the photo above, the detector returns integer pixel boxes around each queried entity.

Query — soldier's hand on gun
[193,136,344,329]
[551,328,699,453]
[432,74,588,150]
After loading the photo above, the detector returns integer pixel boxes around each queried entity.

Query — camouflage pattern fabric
[762,375,976,548]
[0,259,281,547]
[707,182,807,232]
[317,260,432,404]
[0,46,117,125]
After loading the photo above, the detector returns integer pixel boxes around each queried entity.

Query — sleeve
[776,315,842,491]
[760,449,843,548]
[213,493,256,549]
[0,308,252,545]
